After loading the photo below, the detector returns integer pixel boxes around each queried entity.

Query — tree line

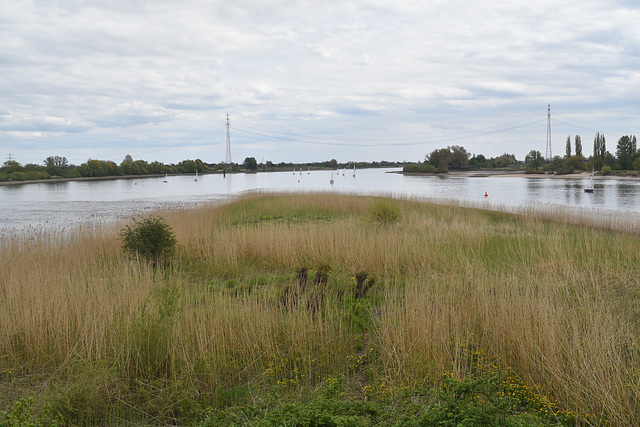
[526,133,638,174]
[403,133,638,175]
[403,145,517,173]
[0,154,406,183]
[0,155,213,182]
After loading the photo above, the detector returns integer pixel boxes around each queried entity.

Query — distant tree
[120,155,135,175]
[593,132,606,157]
[176,159,197,173]
[546,156,564,173]
[2,160,23,173]
[565,136,571,158]
[588,155,603,172]
[448,145,470,170]
[426,148,451,172]
[147,161,163,174]
[561,154,586,173]
[243,157,258,171]
[616,135,637,170]
[525,150,544,171]
[603,151,617,168]
[469,154,489,168]
[44,156,68,169]
[490,153,517,168]
[24,163,43,172]
[194,159,208,173]
[131,160,149,175]
[328,159,338,169]
[575,135,582,156]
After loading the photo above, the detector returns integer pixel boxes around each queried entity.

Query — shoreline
[0,173,169,186]
[3,169,640,186]
[395,170,640,180]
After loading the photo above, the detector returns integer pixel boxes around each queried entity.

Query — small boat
[194,170,198,182]
[352,164,356,177]
[584,168,594,193]
[330,171,334,185]
[293,167,296,175]
[163,173,168,183]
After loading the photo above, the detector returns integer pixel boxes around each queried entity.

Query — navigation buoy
[484,192,488,197]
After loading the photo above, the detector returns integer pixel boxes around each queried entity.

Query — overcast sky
[1,0,639,166]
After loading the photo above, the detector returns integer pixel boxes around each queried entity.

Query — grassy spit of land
[1,193,639,426]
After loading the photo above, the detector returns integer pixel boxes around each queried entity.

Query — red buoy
[484,192,488,197]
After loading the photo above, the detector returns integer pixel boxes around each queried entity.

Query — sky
[1,0,639,166]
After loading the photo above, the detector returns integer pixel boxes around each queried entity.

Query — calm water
[2,168,640,232]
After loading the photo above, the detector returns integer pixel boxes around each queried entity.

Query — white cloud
[1,0,638,165]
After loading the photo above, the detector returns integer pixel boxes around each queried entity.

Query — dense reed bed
[1,193,639,425]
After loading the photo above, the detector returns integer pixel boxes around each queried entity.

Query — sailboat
[330,171,334,185]
[584,168,594,193]
[194,170,198,182]
[293,167,296,175]
[352,164,356,177]
[163,173,168,183]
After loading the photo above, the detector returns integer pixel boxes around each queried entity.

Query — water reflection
[526,179,542,199]
[615,182,640,209]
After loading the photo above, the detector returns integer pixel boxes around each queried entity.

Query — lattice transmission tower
[225,114,232,164]
[545,104,552,161]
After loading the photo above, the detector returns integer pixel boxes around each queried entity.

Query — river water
[2,168,640,233]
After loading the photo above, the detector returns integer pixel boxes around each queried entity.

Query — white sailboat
[163,173,168,183]
[194,170,198,182]
[584,168,594,193]
[352,164,356,177]
[330,171,334,185]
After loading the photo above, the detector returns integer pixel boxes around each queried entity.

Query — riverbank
[398,169,640,180]
[0,173,168,186]
[2,193,636,425]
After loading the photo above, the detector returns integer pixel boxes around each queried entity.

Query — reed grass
[1,192,639,425]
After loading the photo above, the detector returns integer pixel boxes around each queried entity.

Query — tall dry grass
[1,192,639,424]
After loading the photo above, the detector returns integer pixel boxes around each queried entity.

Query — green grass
[1,193,639,425]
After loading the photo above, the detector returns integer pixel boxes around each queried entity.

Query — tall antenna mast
[545,104,552,161]
[225,114,232,164]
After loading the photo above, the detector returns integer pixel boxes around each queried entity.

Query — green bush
[601,165,612,175]
[7,172,28,181]
[119,216,177,268]
[369,198,401,225]
[403,164,436,173]
[0,398,62,427]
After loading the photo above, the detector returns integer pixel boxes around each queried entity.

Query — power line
[129,124,226,158]
[231,117,546,147]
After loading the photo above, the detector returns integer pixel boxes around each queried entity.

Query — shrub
[119,216,177,268]
[403,164,436,173]
[601,165,612,175]
[7,172,28,181]
[0,398,62,426]
[369,198,401,225]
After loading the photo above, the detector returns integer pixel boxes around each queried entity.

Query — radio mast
[225,114,232,164]
[545,104,552,161]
